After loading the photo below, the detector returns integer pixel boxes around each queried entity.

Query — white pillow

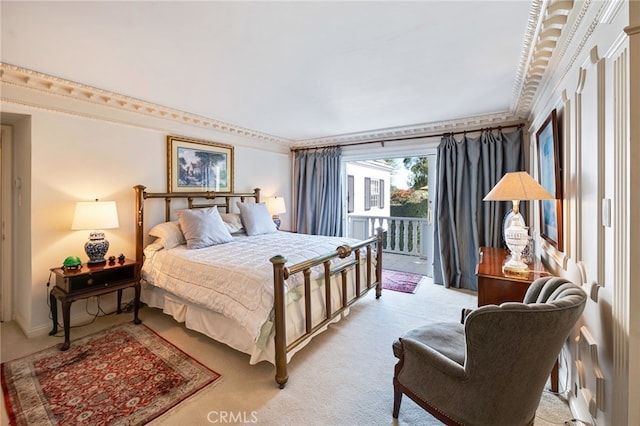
[148,221,185,249]
[176,207,233,249]
[220,213,244,233]
[237,202,277,236]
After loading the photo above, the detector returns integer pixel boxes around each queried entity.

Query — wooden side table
[476,247,550,306]
[49,259,141,350]
[476,246,558,391]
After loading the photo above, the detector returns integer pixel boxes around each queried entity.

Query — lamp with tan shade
[483,171,553,272]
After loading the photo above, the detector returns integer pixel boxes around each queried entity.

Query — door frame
[421,153,437,277]
[341,143,438,273]
[1,124,14,321]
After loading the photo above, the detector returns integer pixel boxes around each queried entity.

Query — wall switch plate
[602,198,611,227]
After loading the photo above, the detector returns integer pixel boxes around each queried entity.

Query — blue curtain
[294,147,344,236]
[433,128,523,290]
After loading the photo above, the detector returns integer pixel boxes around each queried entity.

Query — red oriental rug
[1,323,221,426]
[382,269,425,294]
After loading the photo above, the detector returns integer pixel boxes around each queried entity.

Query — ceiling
[1,1,537,145]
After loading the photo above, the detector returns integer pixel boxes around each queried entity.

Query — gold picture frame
[167,136,234,193]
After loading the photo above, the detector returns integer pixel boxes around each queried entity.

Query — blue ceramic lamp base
[85,231,109,265]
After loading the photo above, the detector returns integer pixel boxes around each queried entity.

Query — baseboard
[16,296,137,339]
[568,394,594,426]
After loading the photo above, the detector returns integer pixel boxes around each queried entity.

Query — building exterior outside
[346,160,391,218]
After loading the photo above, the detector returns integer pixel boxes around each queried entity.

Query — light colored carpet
[1,278,572,425]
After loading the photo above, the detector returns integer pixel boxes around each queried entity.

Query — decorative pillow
[148,221,185,249]
[237,202,277,236]
[176,207,233,249]
[220,213,244,233]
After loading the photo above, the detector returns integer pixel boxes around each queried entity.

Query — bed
[133,185,383,388]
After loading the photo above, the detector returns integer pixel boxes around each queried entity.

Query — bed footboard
[134,185,383,389]
[269,228,384,388]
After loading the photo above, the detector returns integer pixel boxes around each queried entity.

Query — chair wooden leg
[393,385,402,418]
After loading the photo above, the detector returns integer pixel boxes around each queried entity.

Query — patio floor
[383,252,431,275]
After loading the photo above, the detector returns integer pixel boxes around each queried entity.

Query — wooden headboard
[133,185,261,266]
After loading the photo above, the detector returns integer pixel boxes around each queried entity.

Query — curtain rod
[291,122,525,152]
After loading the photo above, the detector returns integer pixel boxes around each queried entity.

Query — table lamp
[483,172,554,272]
[265,196,286,229]
[72,200,119,265]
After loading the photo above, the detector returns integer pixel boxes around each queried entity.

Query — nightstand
[476,246,550,306]
[49,259,141,350]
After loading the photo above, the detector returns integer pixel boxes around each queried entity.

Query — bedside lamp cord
[45,271,116,333]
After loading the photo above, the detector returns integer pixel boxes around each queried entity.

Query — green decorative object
[62,256,82,270]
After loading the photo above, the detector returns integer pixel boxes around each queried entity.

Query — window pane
[364,177,371,211]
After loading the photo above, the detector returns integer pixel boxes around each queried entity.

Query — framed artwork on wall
[167,136,234,193]
[536,109,563,250]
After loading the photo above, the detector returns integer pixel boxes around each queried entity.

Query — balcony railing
[348,215,429,257]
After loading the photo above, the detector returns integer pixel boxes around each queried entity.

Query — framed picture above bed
[167,136,234,193]
[535,109,563,250]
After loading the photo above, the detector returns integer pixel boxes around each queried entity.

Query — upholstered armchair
[392,276,586,426]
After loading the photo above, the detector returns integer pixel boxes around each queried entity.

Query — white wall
[526,3,637,425]
[1,99,291,337]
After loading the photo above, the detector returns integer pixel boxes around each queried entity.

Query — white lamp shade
[265,197,286,215]
[483,171,553,201]
[483,171,552,273]
[72,200,119,230]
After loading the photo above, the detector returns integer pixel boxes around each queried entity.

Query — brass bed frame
[134,185,383,388]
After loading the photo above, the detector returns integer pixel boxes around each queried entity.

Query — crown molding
[0,63,293,148]
[0,60,528,149]
[528,0,625,119]
[290,112,528,148]
[511,0,545,113]
[514,0,575,119]
[556,0,596,82]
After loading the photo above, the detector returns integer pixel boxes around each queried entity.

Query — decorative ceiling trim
[511,0,545,113]
[0,59,528,148]
[559,0,618,85]
[291,112,527,148]
[0,63,293,147]
[514,0,575,118]
[536,0,621,111]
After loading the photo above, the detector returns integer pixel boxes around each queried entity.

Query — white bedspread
[141,231,362,346]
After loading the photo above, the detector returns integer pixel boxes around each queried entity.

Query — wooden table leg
[61,299,72,351]
[133,283,141,325]
[117,289,123,314]
[551,359,559,392]
[49,291,58,336]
